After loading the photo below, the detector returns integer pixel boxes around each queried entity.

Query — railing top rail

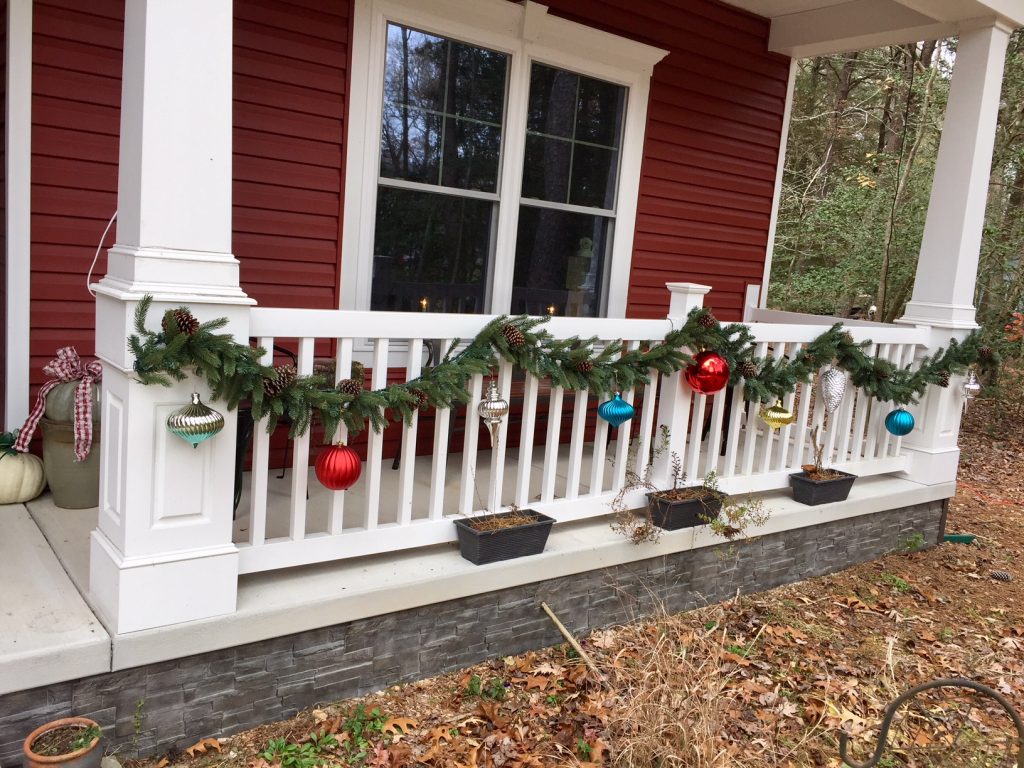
[746,322,930,346]
[252,308,932,348]
[250,307,673,342]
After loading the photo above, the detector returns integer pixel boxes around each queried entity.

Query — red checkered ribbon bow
[15,347,103,461]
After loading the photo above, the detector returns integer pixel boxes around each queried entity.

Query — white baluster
[288,336,315,541]
[327,337,353,535]
[540,386,564,503]
[428,339,454,520]
[565,388,589,499]
[458,374,484,515]
[397,338,423,526]
[514,373,540,507]
[247,336,275,546]
[487,360,513,512]
[364,338,389,529]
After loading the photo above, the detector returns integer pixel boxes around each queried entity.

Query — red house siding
[28,0,352,394]
[537,0,790,321]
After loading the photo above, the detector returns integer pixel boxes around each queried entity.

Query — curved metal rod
[838,678,1024,768]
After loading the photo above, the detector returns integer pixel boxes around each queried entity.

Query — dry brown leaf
[185,738,222,757]
[383,716,419,735]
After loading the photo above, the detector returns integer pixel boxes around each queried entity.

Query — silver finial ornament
[477,380,509,447]
[962,369,982,408]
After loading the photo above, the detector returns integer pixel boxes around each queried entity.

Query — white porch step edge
[0,503,110,696]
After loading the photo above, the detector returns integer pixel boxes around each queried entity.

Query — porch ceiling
[722,0,1024,57]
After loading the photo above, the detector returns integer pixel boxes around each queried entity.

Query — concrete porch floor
[1,439,954,699]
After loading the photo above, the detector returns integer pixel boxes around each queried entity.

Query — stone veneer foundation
[0,500,944,762]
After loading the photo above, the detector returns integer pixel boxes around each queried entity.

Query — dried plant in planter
[453,475,554,565]
[790,425,858,506]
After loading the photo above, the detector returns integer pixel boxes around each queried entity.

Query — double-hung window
[343,0,666,318]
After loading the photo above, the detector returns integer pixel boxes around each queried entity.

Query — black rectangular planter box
[789,470,857,506]
[453,510,555,565]
[646,489,722,531]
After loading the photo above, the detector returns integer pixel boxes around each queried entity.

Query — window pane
[521,134,570,203]
[523,63,627,209]
[384,25,446,114]
[512,207,611,318]
[527,64,577,138]
[450,41,507,123]
[569,144,618,209]
[381,23,508,192]
[575,76,626,148]
[380,106,441,183]
[439,117,502,192]
[372,187,494,314]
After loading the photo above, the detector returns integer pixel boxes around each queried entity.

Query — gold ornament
[760,401,796,430]
[477,380,509,447]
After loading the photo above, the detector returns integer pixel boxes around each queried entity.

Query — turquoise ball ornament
[598,392,635,428]
[884,407,915,436]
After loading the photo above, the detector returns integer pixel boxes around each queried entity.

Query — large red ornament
[315,443,362,490]
[684,351,730,394]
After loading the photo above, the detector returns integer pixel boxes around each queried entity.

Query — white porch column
[90,0,251,634]
[652,282,710,486]
[901,21,1011,329]
[898,21,1010,487]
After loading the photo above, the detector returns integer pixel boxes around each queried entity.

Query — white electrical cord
[87,209,118,297]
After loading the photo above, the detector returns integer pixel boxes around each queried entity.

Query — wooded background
[770,31,1024,340]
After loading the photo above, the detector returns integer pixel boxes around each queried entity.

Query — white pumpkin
[0,452,46,504]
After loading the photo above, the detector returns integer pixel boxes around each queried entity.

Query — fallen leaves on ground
[129,402,1024,767]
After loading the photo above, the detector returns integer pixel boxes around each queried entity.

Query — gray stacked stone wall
[0,501,942,764]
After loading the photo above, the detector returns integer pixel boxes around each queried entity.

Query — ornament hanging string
[15,347,102,461]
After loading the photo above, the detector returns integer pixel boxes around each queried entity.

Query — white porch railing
[233,301,931,575]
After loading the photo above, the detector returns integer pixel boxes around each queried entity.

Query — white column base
[90,529,238,634]
[900,445,961,487]
[898,300,978,330]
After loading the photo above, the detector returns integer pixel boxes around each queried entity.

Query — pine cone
[842,332,855,345]
[803,353,817,367]
[936,370,951,388]
[698,312,717,329]
[576,359,594,374]
[409,389,430,409]
[979,346,994,361]
[501,323,525,348]
[740,361,758,379]
[263,364,297,397]
[337,378,363,397]
[161,308,200,337]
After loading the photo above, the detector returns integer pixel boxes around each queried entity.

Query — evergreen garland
[127,296,990,440]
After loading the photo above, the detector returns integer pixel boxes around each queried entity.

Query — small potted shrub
[645,454,723,531]
[789,427,857,506]
[453,504,555,565]
[22,717,102,768]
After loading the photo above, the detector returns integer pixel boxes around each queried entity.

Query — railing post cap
[665,282,712,296]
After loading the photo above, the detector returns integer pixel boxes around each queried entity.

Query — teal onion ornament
[598,392,635,428]
[166,392,225,448]
[884,407,914,437]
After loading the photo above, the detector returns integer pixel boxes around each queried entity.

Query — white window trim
[341,0,667,318]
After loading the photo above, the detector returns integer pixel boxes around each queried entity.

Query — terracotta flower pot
[22,717,102,768]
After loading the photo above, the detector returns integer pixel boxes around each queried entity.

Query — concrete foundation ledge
[0,493,946,762]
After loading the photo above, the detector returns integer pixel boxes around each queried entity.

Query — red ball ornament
[314,443,362,490]
[684,351,730,394]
